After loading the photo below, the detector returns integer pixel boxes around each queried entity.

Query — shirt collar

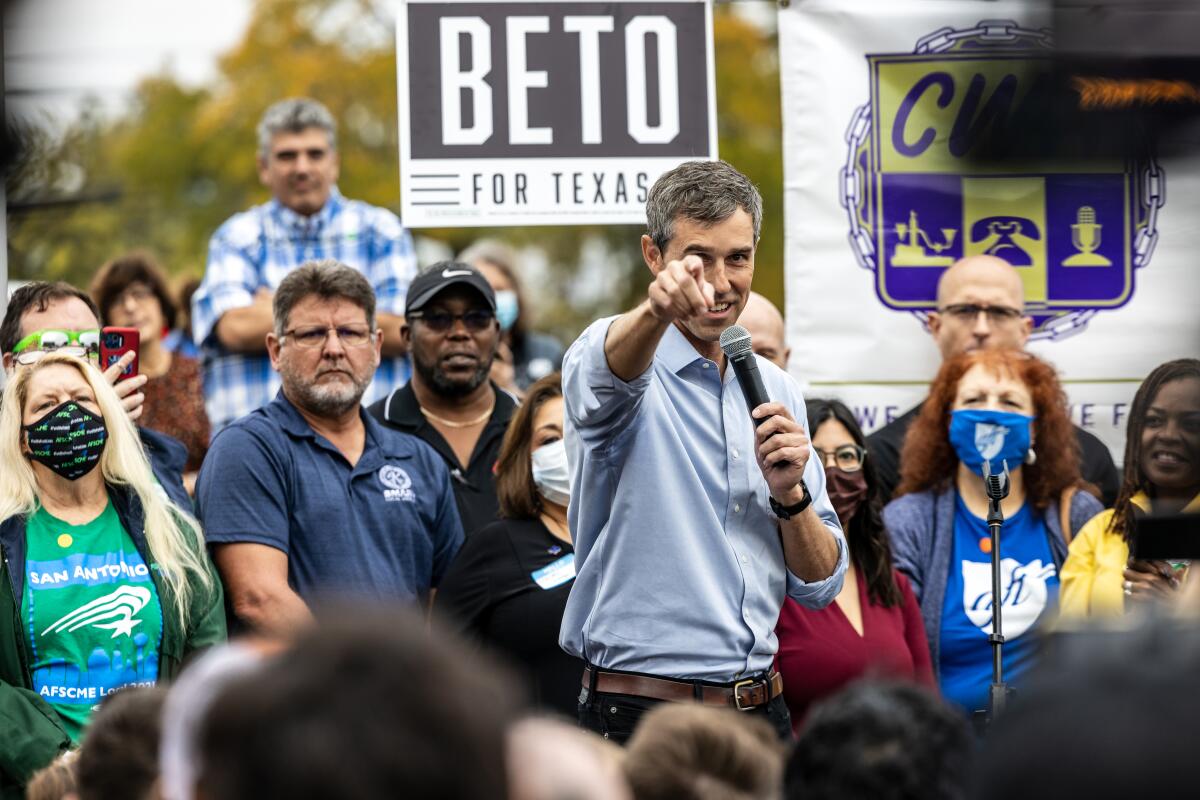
[658,323,716,374]
[268,186,343,233]
[385,381,518,430]
[269,389,409,458]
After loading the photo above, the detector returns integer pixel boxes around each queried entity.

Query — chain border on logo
[838,19,1166,341]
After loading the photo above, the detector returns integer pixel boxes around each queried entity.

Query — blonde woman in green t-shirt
[0,352,225,794]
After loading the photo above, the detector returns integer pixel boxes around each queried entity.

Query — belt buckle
[733,678,757,711]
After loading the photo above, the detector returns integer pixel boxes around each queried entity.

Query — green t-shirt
[21,500,163,742]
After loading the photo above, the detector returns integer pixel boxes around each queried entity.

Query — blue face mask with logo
[494,290,519,331]
[948,409,1034,477]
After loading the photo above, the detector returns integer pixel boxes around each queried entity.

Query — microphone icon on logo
[1063,206,1113,267]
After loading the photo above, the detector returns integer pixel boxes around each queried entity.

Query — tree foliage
[7,0,785,334]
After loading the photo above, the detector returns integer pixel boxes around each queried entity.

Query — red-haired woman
[883,349,1102,714]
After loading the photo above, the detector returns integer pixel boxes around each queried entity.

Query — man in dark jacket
[866,255,1120,505]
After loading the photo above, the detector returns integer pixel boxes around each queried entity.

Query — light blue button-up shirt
[559,317,847,681]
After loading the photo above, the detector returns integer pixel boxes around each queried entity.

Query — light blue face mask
[948,409,1034,477]
[494,290,519,331]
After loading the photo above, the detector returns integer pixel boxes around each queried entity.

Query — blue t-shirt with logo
[196,392,464,606]
[939,493,1059,714]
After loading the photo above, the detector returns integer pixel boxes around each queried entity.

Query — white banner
[396,0,717,227]
[779,0,1199,462]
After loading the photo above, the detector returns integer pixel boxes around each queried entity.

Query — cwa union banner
[779,0,1199,462]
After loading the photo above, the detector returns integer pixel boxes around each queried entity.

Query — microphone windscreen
[719,325,753,359]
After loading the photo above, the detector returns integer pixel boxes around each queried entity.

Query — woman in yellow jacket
[1060,358,1200,617]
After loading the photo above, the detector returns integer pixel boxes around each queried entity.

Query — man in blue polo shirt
[196,260,463,635]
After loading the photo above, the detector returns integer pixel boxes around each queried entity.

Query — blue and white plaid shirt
[192,187,416,430]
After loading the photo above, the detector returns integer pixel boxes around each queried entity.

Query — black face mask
[24,401,108,481]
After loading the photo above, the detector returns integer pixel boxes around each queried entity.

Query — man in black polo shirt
[866,254,1120,505]
[369,263,517,537]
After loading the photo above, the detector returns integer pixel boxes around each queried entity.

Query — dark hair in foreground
[90,250,179,329]
[785,681,970,800]
[973,621,1200,799]
[197,604,523,800]
[624,703,784,800]
[1109,358,1200,543]
[896,349,1082,510]
[76,686,168,800]
[24,752,78,800]
[495,372,563,519]
[807,398,901,607]
[0,281,101,354]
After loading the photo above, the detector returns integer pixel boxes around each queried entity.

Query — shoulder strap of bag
[1060,486,1078,546]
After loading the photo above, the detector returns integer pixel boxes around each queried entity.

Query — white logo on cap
[441,269,473,278]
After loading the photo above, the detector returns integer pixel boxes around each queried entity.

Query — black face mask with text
[24,401,108,481]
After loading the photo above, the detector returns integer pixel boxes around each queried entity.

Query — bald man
[738,291,790,369]
[866,255,1120,504]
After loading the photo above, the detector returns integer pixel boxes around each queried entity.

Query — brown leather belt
[582,666,784,711]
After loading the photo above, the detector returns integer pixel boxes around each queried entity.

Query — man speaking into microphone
[561,160,847,741]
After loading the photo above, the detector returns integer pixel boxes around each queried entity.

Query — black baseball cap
[405,261,496,316]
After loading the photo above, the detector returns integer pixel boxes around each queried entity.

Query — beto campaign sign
[396,0,717,227]
[780,0,1197,461]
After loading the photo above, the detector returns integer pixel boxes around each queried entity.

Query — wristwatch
[769,481,812,520]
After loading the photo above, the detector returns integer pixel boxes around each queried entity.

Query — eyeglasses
[114,285,155,306]
[408,309,496,333]
[938,304,1024,324]
[813,444,867,472]
[12,329,101,366]
[281,326,374,349]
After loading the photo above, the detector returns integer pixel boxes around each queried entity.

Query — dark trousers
[577,674,793,745]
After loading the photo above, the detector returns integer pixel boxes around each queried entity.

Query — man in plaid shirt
[192,97,416,430]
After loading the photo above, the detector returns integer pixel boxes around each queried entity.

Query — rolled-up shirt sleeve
[561,316,653,453]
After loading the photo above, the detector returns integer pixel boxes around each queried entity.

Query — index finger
[680,255,715,308]
[102,350,136,384]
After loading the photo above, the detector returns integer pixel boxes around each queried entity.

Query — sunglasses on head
[408,309,496,333]
[12,329,101,366]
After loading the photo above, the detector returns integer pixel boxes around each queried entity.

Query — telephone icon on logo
[970,216,1040,266]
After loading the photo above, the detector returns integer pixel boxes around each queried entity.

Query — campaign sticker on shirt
[531,554,576,590]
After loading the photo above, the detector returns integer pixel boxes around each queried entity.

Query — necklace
[419,400,495,429]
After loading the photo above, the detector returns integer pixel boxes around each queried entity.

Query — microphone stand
[982,459,1011,722]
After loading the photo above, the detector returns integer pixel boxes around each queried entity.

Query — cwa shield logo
[840,20,1166,340]
[975,422,1007,462]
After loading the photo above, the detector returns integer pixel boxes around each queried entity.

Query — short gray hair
[645,160,763,254]
[273,260,375,336]
[257,98,338,158]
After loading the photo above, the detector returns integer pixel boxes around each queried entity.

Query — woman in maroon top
[775,399,934,731]
[92,252,211,489]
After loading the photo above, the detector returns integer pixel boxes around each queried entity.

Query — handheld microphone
[719,325,770,426]
[982,459,1011,503]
